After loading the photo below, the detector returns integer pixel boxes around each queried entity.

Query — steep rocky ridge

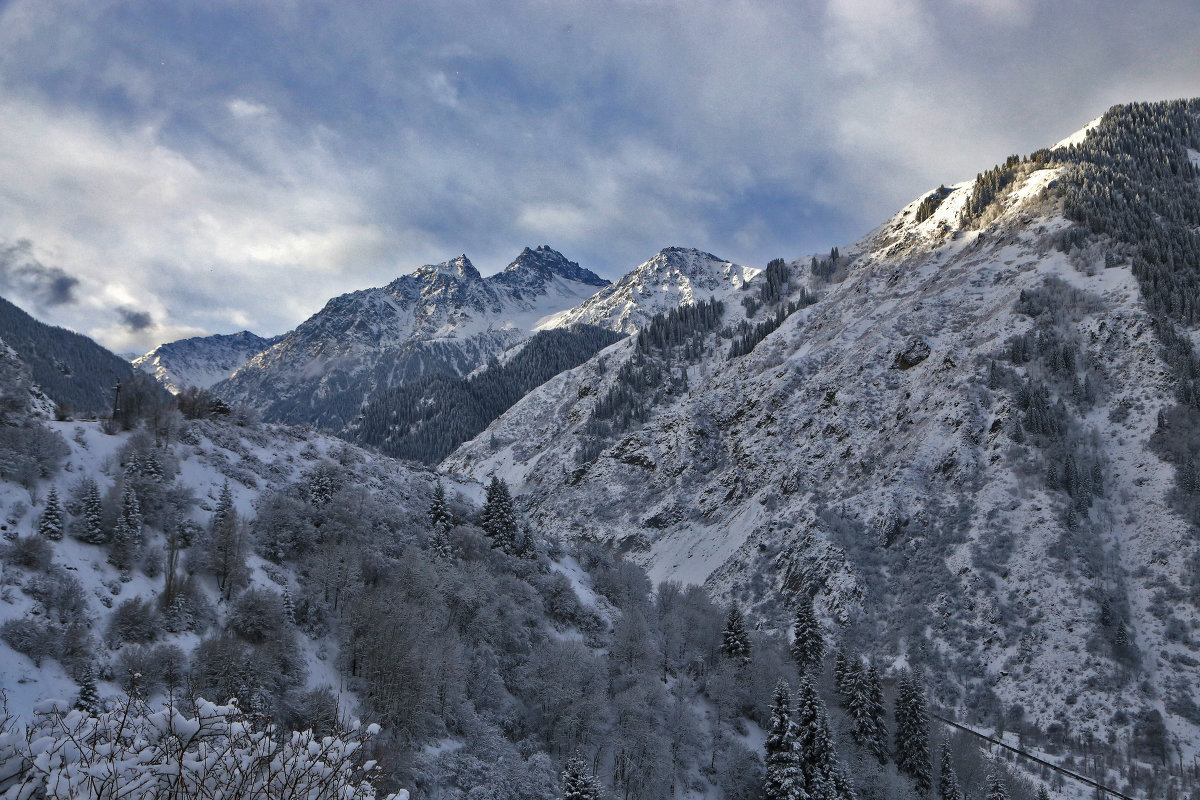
[132,330,278,393]
[213,247,608,429]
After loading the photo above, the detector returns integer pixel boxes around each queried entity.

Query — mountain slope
[132,330,278,393]
[444,102,1200,757]
[213,247,609,429]
[537,246,760,334]
[0,295,145,415]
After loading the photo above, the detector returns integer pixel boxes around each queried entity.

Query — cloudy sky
[0,0,1197,353]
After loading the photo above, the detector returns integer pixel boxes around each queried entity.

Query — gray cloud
[0,0,1198,351]
[116,306,154,332]
[0,239,79,307]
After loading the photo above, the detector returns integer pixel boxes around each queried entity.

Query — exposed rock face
[892,337,931,370]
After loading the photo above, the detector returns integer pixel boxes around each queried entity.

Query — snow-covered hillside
[444,124,1200,762]
[213,246,609,429]
[0,416,454,721]
[132,330,277,393]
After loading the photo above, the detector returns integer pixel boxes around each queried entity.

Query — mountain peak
[493,245,609,290]
[413,254,482,283]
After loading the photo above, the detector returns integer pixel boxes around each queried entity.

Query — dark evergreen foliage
[938,741,964,800]
[764,681,803,800]
[482,475,520,554]
[352,324,623,465]
[38,486,64,541]
[792,675,854,800]
[789,596,824,674]
[74,665,99,715]
[560,755,601,800]
[0,294,153,416]
[582,300,724,459]
[960,155,1022,223]
[894,671,932,796]
[915,185,951,223]
[720,605,751,662]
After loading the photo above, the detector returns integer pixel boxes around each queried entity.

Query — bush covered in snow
[0,695,406,800]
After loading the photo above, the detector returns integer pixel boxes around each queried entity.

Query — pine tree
[164,593,193,633]
[1035,786,1050,800]
[764,681,803,800]
[38,486,64,540]
[560,754,601,800]
[108,485,143,570]
[428,482,455,558]
[833,642,851,698]
[790,595,824,674]
[74,665,99,715]
[864,664,888,765]
[282,585,296,626]
[845,659,888,765]
[78,478,106,544]
[207,481,245,599]
[428,481,453,532]
[938,741,963,800]
[793,675,854,800]
[721,605,751,662]
[481,476,519,553]
[895,671,932,796]
[984,771,1009,800]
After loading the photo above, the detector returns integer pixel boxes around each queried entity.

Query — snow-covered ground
[0,417,466,723]
[445,161,1200,762]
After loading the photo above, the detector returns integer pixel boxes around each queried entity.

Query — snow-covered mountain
[537,246,759,334]
[213,246,609,429]
[132,330,278,393]
[444,101,1200,758]
[0,295,148,416]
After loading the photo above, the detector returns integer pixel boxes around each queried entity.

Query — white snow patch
[1051,115,1103,150]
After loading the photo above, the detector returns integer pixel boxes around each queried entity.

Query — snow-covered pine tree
[78,478,106,544]
[721,605,751,663]
[844,658,887,765]
[282,585,296,626]
[793,674,854,800]
[865,664,889,765]
[428,481,453,533]
[74,665,99,715]
[164,593,193,633]
[984,771,1009,800]
[790,595,824,674]
[833,642,851,698]
[481,476,518,553]
[764,681,803,800]
[512,526,537,559]
[560,754,600,800]
[207,481,246,598]
[108,485,143,569]
[894,671,932,796]
[1035,785,1050,800]
[38,485,64,540]
[938,741,963,800]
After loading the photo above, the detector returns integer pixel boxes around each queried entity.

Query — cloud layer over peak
[0,0,1196,351]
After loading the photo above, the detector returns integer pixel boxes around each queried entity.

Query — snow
[0,416,460,728]
[444,160,1200,759]
[1051,115,1103,150]
[1189,148,1200,169]
[539,247,760,335]
[133,331,274,393]
[550,556,613,624]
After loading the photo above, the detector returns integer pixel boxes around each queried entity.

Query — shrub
[106,597,159,646]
